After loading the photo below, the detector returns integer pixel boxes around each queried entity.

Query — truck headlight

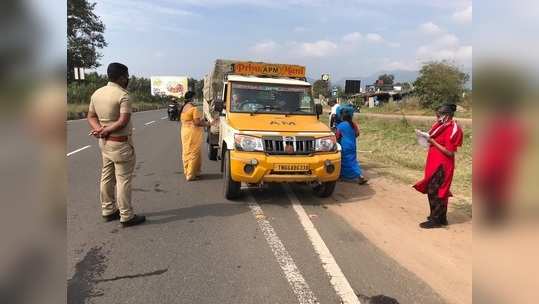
[234,134,264,152]
[315,136,337,152]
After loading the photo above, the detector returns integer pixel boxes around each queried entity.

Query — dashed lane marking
[285,185,361,304]
[144,120,156,126]
[247,193,319,304]
[67,145,91,157]
[161,116,168,120]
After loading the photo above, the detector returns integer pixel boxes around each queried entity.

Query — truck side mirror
[213,99,224,113]
[315,104,323,118]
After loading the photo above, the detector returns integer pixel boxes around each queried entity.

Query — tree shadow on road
[142,203,248,225]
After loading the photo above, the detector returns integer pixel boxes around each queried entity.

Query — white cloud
[297,40,338,57]
[434,34,460,48]
[250,40,279,54]
[293,26,307,33]
[416,32,471,66]
[455,45,472,62]
[364,33,399,47]
[342,32,362,43]
[381,60,418,71]
[366,33,384,43]
[419,22,442,35]
[453,5,472,24]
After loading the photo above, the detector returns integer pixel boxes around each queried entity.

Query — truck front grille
[263,136,315,155]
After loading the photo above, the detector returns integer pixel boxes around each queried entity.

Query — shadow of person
[143,203,248,225]
[357,293,400,304]
[329,180,377,205]
[197,173,222,181]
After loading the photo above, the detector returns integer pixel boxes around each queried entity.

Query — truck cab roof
[227,75,311,87]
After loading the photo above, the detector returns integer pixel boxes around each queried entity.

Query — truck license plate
[274,164,310,172]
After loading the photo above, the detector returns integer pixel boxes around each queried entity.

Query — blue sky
[91,0,472,80]
[62,0,468,81]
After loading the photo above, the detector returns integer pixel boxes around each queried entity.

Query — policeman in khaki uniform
[87,63,145,227]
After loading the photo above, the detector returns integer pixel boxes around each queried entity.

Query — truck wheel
[223,150,241,200]
[312,181,336,198]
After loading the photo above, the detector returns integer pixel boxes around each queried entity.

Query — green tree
[377,74,395,85]
[333,86,344,97]
[413,61,469,110]
[68,0,107,82]
[312,80,330,98]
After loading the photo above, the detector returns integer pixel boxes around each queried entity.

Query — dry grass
[361,96,473,119]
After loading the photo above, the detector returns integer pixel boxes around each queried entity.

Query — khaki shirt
[89,82,133,136]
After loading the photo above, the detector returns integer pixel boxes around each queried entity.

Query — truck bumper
[230,151,341,184]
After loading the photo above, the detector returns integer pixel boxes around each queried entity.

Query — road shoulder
[324,175,472,304]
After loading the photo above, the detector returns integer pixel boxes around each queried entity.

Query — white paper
[415,129,430,148]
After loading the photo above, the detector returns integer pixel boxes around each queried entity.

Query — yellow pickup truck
[203,60,340,199]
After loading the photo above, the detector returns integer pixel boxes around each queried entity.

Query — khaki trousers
[99,139,136,222]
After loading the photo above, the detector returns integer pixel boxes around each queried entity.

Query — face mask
[438,114,449,123]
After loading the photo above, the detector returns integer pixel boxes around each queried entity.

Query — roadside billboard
[151,76,188,98]
[345,80,361,94]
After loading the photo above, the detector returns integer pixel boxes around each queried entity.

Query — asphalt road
[67,109,445,304]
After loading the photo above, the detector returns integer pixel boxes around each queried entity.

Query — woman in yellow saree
[180,91,210,181]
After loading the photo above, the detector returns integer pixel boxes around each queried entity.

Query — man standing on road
[87,63,146,227]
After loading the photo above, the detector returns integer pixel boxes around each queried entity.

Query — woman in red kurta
[414,104,463,228]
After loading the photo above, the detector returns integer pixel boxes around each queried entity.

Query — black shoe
[358,176,369,185]
[121,215,146,227]
[419,220,442,229]
[102,210,120,222]
[439,217,449,226]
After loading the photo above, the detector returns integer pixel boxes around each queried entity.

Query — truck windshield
[230,82,314,114]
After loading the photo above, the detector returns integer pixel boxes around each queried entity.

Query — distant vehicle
[167,103,179,121]
[203,59,341,199]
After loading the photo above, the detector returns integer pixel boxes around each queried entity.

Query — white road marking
[67,145,91,156]
[144,120,156,126]
[161,116,168,120]
[247,194,319,304]
[285,185,361,304]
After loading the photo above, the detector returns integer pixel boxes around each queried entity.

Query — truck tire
[312,181,336,198]
[223,150,241,200]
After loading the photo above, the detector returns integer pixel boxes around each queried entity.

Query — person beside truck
[335,107,368,185]
[180,91,212,181]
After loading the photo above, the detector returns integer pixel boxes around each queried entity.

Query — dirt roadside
[323,173,472,304]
